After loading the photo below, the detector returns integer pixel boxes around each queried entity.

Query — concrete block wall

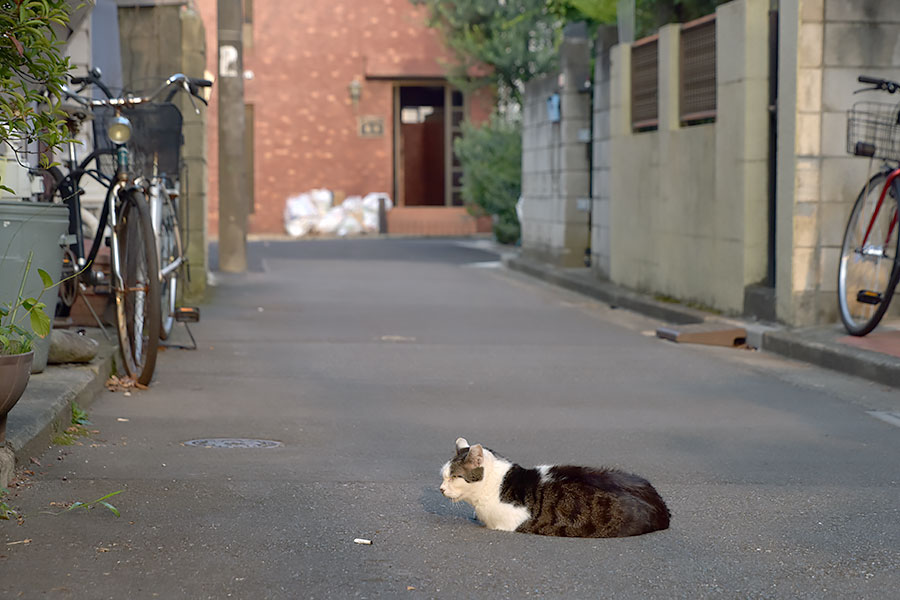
[604,0,770,314]
[776,0,900,326]
[520,32,592,268]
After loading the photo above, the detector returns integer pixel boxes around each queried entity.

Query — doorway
[393,84,464,207]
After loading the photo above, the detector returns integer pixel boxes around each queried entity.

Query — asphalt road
[2,238,899,599]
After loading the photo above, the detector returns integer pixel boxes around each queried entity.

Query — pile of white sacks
[283,189,393,238]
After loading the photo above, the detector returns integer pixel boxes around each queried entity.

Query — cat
[439,437,670,538]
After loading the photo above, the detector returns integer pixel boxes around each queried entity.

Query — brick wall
[193,0,487,235]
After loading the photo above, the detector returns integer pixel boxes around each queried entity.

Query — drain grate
[184,438,283,449]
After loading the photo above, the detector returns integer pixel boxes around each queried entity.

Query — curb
[762,328,900,389]
[504,255,711,325]
[1,335,114,486]
[505,254,900,390]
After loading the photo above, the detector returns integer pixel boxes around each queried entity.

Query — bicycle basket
[92,103,184,179]
[846,101,900,162]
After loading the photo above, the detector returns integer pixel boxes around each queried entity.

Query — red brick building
[194,0,492,236]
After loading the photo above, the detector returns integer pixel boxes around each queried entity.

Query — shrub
[455,115,522,244]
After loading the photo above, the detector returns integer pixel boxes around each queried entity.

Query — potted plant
[0,251,53,444]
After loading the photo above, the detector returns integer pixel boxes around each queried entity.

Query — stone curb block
[0,339,115,486]
[762,329,900,389]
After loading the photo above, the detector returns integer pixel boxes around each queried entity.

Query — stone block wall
[776,0,900,326]
[520,31,592,268]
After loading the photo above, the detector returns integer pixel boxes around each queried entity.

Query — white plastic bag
[284,193,319,237]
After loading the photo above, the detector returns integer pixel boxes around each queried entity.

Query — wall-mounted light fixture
[348,79,362,107]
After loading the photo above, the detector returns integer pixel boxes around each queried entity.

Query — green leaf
[93,490,124,503]
[29,308,50,338]
[98,501,120,517]
[38,268,53,289]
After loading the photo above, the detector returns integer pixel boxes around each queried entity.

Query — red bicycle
[838,75,900,336]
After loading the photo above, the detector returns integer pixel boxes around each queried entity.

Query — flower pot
[0,351,33,444]
[0,200,69,373]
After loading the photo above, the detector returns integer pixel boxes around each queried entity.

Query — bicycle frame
[860,166,900,254]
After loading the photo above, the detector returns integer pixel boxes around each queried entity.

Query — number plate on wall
[358,116,385,138]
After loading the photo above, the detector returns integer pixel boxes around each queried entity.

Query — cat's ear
[465,444,484,467]
[455,437,469,452]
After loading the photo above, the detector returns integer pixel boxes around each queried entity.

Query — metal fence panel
[680,15,717,123]
[631,35,659,130]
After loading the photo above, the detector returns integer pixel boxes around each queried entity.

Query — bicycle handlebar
[857,75,900,94]
[63,72,212,110]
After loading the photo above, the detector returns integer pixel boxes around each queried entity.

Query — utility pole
[217,0,247,272]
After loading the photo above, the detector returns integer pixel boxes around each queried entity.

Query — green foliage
[71,401,90,426]
[0,487,19,521]
[411,0,562,106]
[550,0,728,38]
[0,0,74,189]
[0,249,67,356]
[455,115,522,244]
[548,0,617,23]
[634,0,728,38]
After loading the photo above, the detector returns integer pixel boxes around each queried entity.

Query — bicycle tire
[837,169,900,336]
[158,192,182,340]
[114,189,161,385]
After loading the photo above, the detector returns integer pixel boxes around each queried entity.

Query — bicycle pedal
[175,306,200,323]
[857,290,882,305]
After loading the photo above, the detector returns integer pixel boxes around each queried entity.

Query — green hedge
[454,115,522,244]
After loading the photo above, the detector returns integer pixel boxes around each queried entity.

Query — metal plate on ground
[183,438,283,449]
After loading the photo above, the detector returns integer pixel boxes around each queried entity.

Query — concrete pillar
[519,26,592,268]
[590,26,617,279]
[179,6,209,302]
[216,0,247,273]
[715,0,770,313]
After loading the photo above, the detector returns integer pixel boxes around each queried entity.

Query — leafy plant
[0,0,76,191]
[411,0,563,109]
[0,250,52,355]
[71,401,90,426]
[0,487,19,521]
[455,114,522,244]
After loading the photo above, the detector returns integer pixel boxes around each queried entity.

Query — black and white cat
[439,437,670,538]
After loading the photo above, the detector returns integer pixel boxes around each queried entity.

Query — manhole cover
[183,438,283,449]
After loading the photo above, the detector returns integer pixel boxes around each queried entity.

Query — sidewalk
[1,333,115,486]
[505,254,900,389]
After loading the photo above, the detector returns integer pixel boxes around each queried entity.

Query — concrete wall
[776,0,900,326]
[117,2,209,301]
[520,30,592,268]
[603,0,770,314]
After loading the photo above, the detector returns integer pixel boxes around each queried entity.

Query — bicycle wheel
[837,170,900,336]
[114,189,161,385]
[157,192,183,340]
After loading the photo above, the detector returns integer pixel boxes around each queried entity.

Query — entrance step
[386,207,492,237]
[656,322,748,347]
